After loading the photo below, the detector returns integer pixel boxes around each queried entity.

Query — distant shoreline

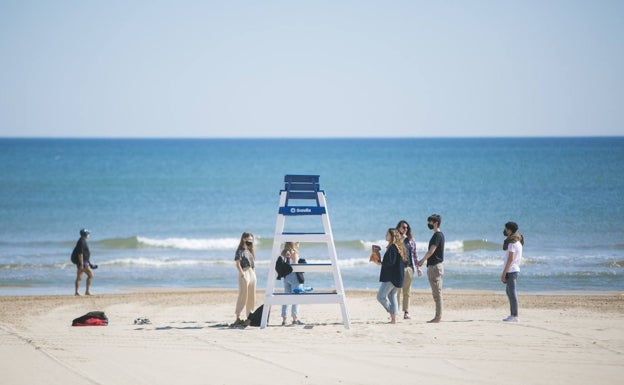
[2,288,622,314]
[2,286,623,298]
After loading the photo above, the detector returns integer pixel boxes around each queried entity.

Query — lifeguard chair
[260,175,350,329]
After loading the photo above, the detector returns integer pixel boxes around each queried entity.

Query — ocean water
[1,138,623,295]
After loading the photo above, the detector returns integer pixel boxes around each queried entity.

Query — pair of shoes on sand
[282,320,304,326]
[502,315,519,322]
[231,318,250,327]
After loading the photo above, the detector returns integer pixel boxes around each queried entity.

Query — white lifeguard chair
[260,175,350,329]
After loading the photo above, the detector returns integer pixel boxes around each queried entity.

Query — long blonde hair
[281,242,299,262]
[388,228,407,262]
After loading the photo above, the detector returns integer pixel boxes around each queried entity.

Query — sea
[1,138,623,296]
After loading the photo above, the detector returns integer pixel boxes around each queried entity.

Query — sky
[1,0,623,138]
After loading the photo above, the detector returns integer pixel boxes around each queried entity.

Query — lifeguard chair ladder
[260,175,350,329]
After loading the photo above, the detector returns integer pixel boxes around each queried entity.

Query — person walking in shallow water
[418,214,445,323]
[72,228,94,296]
[501,221,524,322]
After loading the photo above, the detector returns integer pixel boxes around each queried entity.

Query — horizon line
[1,135,623,140]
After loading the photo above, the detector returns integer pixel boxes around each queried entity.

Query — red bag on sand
[72,311,108,326]
[74,318,107,326]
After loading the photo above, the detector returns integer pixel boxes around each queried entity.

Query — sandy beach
[1,289,622,385]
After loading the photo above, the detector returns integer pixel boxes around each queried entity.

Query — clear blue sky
[1,0,622,138]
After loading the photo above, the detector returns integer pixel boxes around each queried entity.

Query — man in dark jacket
[72,228,94,296]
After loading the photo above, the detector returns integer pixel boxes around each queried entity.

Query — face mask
[245,241,253,247]
[427,224,434,230]
[503,230,507,236]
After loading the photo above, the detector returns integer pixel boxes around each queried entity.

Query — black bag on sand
[247,305,268,327]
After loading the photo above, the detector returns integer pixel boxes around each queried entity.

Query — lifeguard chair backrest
[283,175,322,207]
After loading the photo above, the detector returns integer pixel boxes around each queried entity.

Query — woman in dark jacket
[376,228,407,323]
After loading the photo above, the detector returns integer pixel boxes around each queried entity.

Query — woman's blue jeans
[377,281,399,315]
[281,273,302,318]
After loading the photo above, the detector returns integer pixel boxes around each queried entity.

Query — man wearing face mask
[417,214,445,323]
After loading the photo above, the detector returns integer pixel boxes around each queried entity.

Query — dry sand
[1,289,623,385]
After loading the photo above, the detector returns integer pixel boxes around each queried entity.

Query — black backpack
[247,305,268,327]
[70,244,79,264]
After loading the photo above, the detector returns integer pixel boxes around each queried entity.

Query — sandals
[403,312,411,320]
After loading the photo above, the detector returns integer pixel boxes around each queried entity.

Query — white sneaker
[502,316,519,322]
